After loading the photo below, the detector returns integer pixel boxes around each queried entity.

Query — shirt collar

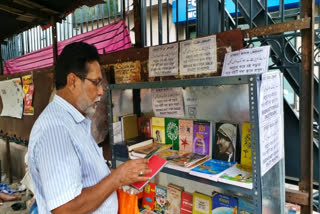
[53,95,86,124]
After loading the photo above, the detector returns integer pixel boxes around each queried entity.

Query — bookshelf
[107,74,285,214]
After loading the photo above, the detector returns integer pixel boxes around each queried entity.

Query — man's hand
[113,159,152,187]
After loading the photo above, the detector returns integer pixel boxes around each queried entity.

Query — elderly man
[28,42,151,214]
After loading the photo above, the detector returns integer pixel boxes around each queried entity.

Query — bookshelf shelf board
[115,157,253,196]
[109,75,257,90]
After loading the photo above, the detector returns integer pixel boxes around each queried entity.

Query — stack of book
[139,183,254,214]
[115,114,254,190]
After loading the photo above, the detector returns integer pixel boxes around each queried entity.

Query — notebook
[131,155,168,191]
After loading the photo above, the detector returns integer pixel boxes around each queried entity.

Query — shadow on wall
[0,139,27,179]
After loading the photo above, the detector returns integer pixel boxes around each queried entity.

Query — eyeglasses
[75,74,107,90]
[83,77,103,87]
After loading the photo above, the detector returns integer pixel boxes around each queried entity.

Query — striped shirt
[28,95,118,213]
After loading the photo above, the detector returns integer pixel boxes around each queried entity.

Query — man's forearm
[52,172,120,214]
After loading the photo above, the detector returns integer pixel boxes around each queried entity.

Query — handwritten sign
[149,43,179,77]
[152,88,184,117]
[180,35,217,75]
[222,46,270,76]
[114,61,141,84]
[259,71,282,176]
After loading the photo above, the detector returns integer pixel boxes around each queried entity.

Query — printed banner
[22,75,34,115]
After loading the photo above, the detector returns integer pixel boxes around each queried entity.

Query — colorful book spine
[138,117,152,138]
[142,183,156,210]
[166,184,183,214]
[179,119,193,153]
[192,192,212,214]
[193,121,211,156]
[152,117,166,144]
[154,186,167,214]
[181,192,193,214]
[241,122,252,168]
[165,118,180,148]
[211,192,237,214]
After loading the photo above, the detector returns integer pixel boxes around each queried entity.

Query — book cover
[168,153,209,168]
[152,117,166,144]
[166,184,184,214]
[139,117,152,138]
[218,164,253,189]
[126,136,153,152]
[131,155,167,191]
[133,143,162,155]
[165,118,180,148]
[240,122,252,168]
[156,149,187,160]
[190,159,235,181]
[213,122,238,162]
[193,192,212,214]
[211,192,237,214]
[179,119,194,153]
[121,114,138,140]
[238,198,254,214]
[193,121,211,156]
[154,185,167,214]
[180,192,193,214]
[142,183,156,211]
[131,143,171,159]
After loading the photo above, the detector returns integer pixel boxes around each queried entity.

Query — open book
[131,155,167,191]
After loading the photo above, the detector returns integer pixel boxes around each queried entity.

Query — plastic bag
[117,188,139,214]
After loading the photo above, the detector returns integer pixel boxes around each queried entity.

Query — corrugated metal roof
[0,0,104,41]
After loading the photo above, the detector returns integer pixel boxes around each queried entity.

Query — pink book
[131,155,167,191]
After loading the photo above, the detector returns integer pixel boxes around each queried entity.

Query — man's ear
[66,73,78,89]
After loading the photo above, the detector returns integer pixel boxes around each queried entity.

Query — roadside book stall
[106,30,284,214]
[0,0,315,213]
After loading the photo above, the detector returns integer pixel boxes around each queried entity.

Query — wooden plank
[51,16,58,65]
[133,0,142,47]
[242,18,311,39]
[100,28,244,83]
[299,0,315,213]
[0,44,2,76]
[286,188,309,206]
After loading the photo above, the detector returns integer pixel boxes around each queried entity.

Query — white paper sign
[0,78,24,119]
[152,88,184,117]
[180,35,217,75]
[222,46,270,76]
[259,71,283,176]
[149,43,179,77]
